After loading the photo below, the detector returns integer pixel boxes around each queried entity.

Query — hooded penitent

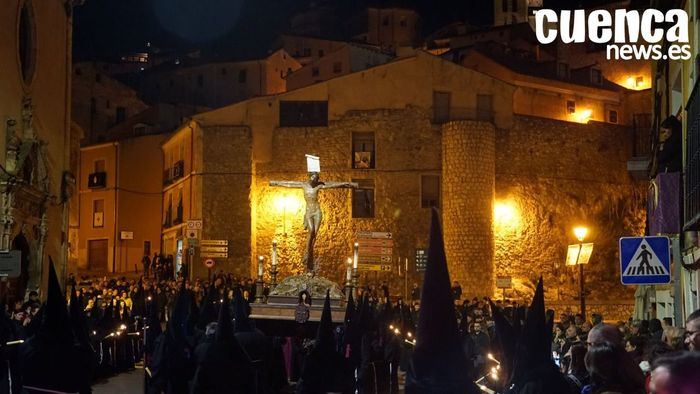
[506,278,570,394]
[19,258,94,393]
[297,291,354,394]
[155,278,195,394]
[197,284,219,330]
[191,292,252,394]
[406,208,479,394]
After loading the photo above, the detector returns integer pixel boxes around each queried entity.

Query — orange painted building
[76,135,163,274]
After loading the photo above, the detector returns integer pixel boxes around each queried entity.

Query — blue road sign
[619,236,671,285]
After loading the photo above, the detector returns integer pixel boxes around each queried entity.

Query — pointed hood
[296,290,354,393]
[40,258,74,342]
[145,292,162,355]
[406,208,477,393]
[168,278,190,341]
[509,278,569,392]
[343,291,355,328]
[315,291,335,351]
[490,299,517,382]
[197,284,219,329]
[215,292,234,343]
[232,288,252,332]
[518,278,550,364]
[69,284,90,346]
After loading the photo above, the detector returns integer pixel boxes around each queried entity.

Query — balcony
[626,114,652,180]
[685,79,700,230]
[172,160,184,180]
[432,107,495,124]
[87,172,107,189]
[163,161,185,186]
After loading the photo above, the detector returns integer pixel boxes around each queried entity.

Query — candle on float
[346,258,352,281]
[271,240,278,269]
[257,256,264,277]
[353,242,359,269]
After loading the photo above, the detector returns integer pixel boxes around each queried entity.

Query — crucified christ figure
[270,172,358,272]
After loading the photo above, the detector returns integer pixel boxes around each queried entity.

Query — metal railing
[685,79,700,229]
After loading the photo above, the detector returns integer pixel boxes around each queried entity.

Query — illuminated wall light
[623,75,648,90]
[571,109,592,124]
[273,194,302,213]
[494,200,522,235]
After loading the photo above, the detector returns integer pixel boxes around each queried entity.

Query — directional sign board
[359,255,392,263]
[201,252,228,258]
[357,231,392,239]
[0,251,21,278]
[201,240,228,246]
[358,264,392,272]
[619,236,671,285]
[200,246,228,253]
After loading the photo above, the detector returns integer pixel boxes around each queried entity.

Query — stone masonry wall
[494,115,646,304]
[442,121,496,297]
[199,126,253,278]
[253,107,441,291]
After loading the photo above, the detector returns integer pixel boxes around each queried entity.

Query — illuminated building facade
[161,51,647,318]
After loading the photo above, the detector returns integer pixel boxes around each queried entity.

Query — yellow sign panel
[357,264,392,272]
[566,243,594,265]
[566,244,581,266]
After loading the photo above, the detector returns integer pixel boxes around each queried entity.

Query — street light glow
[494,200,521,234]
[574,226,588,242]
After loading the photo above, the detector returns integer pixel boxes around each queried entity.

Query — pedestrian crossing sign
[619,236,671,285]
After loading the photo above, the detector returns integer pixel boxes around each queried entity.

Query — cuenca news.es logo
[534,9,691,60]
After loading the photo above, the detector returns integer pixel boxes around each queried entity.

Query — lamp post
[573,226,590,319]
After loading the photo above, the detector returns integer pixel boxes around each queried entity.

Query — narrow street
[92,368,143,394]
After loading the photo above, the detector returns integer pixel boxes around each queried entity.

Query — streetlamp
[567,226,594,319]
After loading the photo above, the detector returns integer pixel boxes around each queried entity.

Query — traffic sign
[619,236,671,285]
[357,239,393,247]
[204,259,215,268]
[358,246,393,255]
[201,240,228,246]
[357,231,392,239]
[186,229,199,240]
[496,276,512,289]
[358,264,392,272]
[187,220,203,229]
[201,252,228,258]
[201,246,228,253]
[359,255,392,263]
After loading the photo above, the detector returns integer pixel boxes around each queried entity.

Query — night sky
[72,0,601,61]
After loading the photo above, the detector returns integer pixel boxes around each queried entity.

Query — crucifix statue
[270,155,358,272]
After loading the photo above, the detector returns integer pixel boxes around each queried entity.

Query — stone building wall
[441,121,496,297]
[198,126,253,278]
[493,115,646,303]
[253,107,441,290]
